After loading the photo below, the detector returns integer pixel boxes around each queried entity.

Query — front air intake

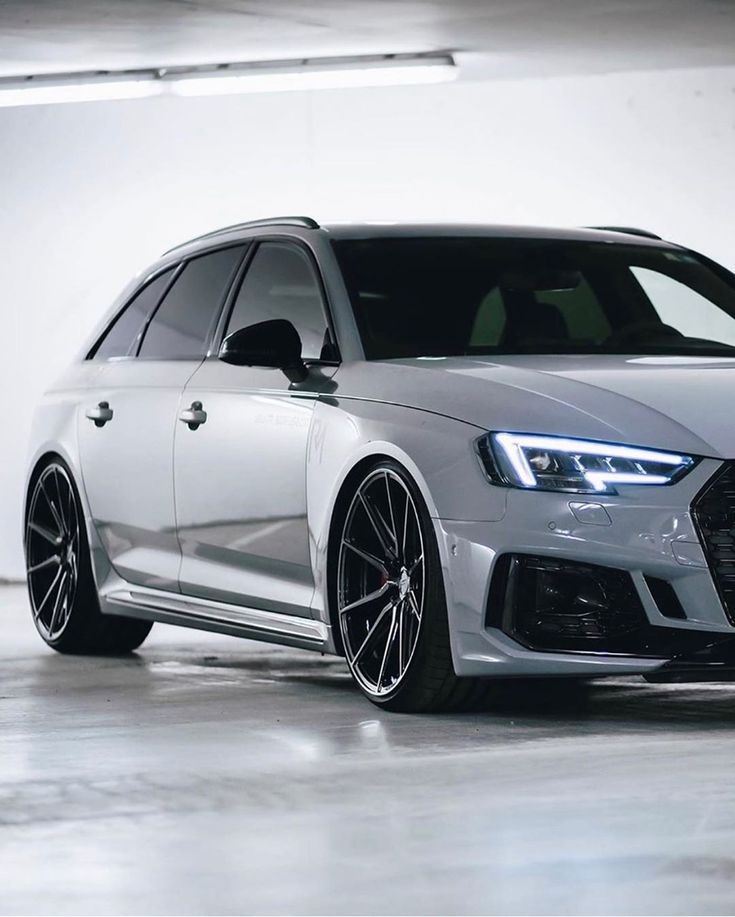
[644,576,687,620]
[489,554,648,653]
[487,554,720,657]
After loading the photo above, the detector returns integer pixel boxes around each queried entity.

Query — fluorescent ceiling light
[0,53,457,109]
[169,60,456,97]
[0,78,159,108]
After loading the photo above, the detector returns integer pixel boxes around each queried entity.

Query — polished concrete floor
[4,584,735,915]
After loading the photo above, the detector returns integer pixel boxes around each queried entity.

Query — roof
[161,218,674,259]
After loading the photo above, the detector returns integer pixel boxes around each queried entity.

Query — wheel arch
[24,448,79,527]
[306,397,495,658]
[24,444,112,596]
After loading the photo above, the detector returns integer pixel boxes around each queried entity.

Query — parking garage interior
[2,2,735,915]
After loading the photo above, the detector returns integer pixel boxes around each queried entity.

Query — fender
[306,395,508,649]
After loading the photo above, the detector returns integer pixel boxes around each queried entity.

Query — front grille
[692,462,735,624]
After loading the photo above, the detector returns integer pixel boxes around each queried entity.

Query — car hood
[336,354,735,458]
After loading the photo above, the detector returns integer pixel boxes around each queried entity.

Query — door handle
[179,401,207,430]
[86,401,113,427]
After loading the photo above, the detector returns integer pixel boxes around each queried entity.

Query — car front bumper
[435,456,735,679]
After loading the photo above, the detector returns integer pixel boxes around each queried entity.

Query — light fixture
[476,432,696,495]
[0,53,457,109]
[0,75,160,108]
[168,55,456,96]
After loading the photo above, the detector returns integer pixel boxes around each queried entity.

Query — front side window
[333,237,735,359]
[138,245,245,360]
[225,242,332,361]
[91,268,174,360]
[632,266,735,348]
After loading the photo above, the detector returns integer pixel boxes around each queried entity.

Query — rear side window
[225,242,332,360]
[139,245,245,360]
[92,268,174,360]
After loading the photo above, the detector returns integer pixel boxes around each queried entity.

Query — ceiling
[0,0,734,80]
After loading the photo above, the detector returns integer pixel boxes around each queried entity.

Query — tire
[333,459,486,712]
[25,457,153,654]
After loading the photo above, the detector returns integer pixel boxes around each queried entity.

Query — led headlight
[476,432,696,495]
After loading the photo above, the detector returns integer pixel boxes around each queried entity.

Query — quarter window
[138,246,245,360]
[92,268,174,360]
[225,242,332,360]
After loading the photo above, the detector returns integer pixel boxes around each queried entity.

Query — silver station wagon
[25,217,735,709]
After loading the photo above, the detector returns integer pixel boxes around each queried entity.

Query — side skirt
[102,585,331,653]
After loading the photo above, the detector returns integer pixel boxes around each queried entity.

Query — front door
[174,239,338,615]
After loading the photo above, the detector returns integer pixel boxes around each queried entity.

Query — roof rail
[587,225,662,240]
[163,216,320,254]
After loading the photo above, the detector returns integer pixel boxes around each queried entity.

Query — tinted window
[632,266,735,347]
[139,246,244,360]
[92,268,174,360]
[333,237,735,359]
[468,274,612,349]
[225,242,331,360]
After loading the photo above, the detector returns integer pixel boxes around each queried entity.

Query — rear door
[78,245,246,589]
[174,239,338,615]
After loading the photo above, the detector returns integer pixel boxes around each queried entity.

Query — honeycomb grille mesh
[692,462,735,625]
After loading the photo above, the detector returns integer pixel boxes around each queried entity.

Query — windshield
[333,237,735,359]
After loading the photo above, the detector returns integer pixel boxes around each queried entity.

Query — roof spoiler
[586,225,662,240]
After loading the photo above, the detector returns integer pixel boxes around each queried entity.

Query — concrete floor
[4,585,735,915]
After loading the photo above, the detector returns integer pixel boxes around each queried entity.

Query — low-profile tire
[25,457,153,654]
[334,459,486,712]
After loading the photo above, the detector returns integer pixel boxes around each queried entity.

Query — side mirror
[219,319,308,383]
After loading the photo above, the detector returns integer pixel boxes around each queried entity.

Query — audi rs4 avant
[24,218,735,710]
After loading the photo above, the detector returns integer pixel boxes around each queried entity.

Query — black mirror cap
[219,319,308,383]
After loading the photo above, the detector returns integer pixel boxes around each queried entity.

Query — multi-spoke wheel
[26,463,80,643]
[335,460,486,712]
[338,466,425,698]
[25,458,153,654]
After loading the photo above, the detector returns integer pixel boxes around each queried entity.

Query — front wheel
[335,460,486,712]
[25,458,152,654]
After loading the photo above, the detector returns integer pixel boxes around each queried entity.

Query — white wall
[1,65,734,578]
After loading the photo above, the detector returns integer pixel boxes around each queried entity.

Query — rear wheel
[25,458,152,654]
[335,460,486,711]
